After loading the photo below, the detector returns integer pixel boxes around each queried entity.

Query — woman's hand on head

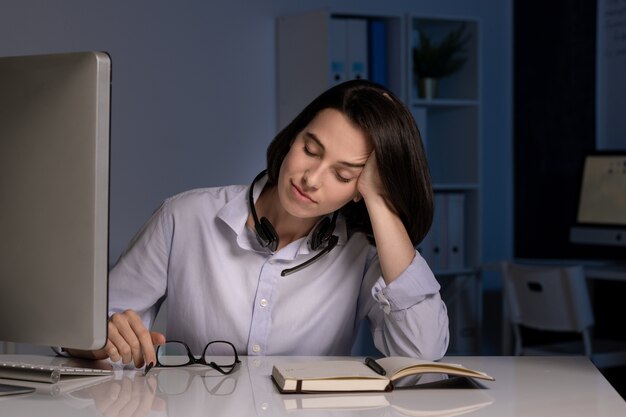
[356,152,385,202]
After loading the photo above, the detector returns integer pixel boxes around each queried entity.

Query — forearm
[364,193,415,284]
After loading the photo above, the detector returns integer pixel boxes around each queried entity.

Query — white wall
[0,0,512,352]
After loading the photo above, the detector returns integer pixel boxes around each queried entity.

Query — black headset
[248,170,339,276]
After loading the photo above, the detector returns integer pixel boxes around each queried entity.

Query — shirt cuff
[371,254,440,312]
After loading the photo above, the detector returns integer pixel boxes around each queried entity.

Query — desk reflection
[4,356,625,417]
[77,372,165,417]
[63,358,493,417]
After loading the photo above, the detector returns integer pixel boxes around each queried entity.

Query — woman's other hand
[65,309,165,369]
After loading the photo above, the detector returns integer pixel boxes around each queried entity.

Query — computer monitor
[570,153,626,248]
[0,51,111,350]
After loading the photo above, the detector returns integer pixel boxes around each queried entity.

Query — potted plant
[412,24,469,99]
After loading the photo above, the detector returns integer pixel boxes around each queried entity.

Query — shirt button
[252,359,262,368]
[252,344,261,353]
[260,298,268,308]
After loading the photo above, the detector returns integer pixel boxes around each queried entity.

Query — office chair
[501,262,626,369]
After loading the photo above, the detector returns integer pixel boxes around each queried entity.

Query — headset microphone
[280,235,338,276]
[248,170,339,275]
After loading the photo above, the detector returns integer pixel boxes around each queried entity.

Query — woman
[69,80,449,368]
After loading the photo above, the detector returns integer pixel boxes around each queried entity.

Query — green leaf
[412,23,469,79]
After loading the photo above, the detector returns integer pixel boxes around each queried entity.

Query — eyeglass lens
[203,341,238,368]
[157,342,191,366]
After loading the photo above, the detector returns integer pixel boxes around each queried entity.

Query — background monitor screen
[570,154,626,247]
[0,51,111,350]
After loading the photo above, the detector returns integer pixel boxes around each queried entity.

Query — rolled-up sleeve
[360,249,449,360]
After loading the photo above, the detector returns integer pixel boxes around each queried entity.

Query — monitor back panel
[0,52,110,349]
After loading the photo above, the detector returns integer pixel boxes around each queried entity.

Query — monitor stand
[570,226,626,247]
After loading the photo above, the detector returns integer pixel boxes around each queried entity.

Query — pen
[364,357,386,376]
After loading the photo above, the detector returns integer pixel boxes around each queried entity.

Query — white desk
[0,355,624,416]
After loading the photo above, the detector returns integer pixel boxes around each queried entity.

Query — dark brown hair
[266,80,433,246]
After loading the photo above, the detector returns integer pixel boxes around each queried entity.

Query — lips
[291,181,317,203]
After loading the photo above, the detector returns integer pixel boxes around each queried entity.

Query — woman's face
[277,108,372,219]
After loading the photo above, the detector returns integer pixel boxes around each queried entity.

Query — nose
[302,166,322,190]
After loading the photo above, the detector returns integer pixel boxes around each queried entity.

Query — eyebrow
[304,132,367,169]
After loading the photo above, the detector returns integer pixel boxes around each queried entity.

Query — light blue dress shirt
[108,177,449,359]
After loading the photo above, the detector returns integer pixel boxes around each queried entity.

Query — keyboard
[0,360,112,384]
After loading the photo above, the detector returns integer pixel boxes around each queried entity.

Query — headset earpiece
[309,211,338,250]
[257,217,279,252]
[309,218,331,250]
[249,170,279,252]
[309,218,330,250]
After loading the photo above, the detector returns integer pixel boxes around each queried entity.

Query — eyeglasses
[153,340,240,375]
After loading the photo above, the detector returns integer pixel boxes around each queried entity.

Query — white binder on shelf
[328,17,370,86]
[446,193,466,269]
[346,18,369,80]
[423,193,448,271]
[329,18,348,86]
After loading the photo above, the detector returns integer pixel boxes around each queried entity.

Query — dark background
[514,0,625,262]
[514,0,626,397]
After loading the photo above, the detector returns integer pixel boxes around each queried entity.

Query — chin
[284,201,322,220]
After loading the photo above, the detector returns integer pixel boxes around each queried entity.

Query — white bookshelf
[410,15,482,354]
[276,11,482,354]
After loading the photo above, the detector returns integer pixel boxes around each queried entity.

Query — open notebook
[272,357,494,393]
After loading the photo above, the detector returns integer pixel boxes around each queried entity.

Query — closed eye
[303,146,318,157]
[335,172,352,183]
[335,171,354,182]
